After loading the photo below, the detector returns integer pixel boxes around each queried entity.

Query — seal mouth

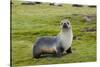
[63,23,68,28]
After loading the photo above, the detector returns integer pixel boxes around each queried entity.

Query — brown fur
[41,48,55,53]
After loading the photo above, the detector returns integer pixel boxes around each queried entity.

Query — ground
[11,1,96,66]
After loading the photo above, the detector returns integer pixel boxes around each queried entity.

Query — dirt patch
[73,34,82,40]
[81,27,96,32]
[82,14,96,22]
[72,4,83,7]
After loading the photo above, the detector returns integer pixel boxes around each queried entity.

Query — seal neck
[60,28,72,37]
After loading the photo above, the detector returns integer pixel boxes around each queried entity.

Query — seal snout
[63,22,68,28]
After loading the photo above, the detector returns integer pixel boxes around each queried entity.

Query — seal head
[60,19,71,32]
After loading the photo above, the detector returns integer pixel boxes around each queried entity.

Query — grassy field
[11,1,96,66]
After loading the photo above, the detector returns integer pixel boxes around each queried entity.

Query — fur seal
[32,19,73,58]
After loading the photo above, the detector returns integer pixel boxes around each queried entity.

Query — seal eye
[67,22,69,25]
[60,22,63,25]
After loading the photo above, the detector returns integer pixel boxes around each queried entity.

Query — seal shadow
[35,53,72,59]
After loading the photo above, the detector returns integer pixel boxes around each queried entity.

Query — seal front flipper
[66,47,72,54]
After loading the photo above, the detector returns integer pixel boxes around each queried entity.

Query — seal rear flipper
[33,45,41,59]
[33,53,41,59]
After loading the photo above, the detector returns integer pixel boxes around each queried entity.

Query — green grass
[11,1,96,66]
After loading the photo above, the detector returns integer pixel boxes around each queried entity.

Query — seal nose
[64,23,66,25]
